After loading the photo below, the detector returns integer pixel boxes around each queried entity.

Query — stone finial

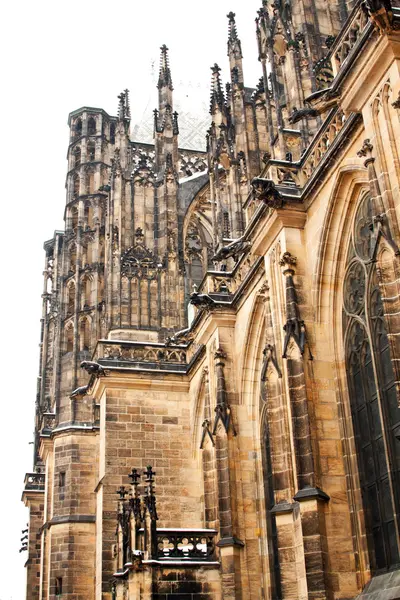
[116,485,129,500]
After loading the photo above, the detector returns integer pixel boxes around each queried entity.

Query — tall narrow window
[73,174,80,198]
[73,146,81,168]
[65,326,73,354]
[87,142,96,162]
[344,193,400,571]
[55,577,62,596]
[110,123,116,144]
[74,118,82,138]
[88,117,96,135]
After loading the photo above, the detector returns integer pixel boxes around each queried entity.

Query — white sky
[0,1,261,597]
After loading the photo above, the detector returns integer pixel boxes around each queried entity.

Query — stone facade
[22,1,400,599]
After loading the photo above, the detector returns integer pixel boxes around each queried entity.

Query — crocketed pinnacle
[209,64,225,115]
[158,44,173,90]
[227,11,242,57]
[117,90,130,121]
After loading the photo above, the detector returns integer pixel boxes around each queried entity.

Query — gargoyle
[212,236,251,262]
[362,0,393,31]
[251,177,284,208]
[289,106,319,124]
[70,384,89,399]
[165,327,193,345]
[189,292,215,307]
[80,360,105,376]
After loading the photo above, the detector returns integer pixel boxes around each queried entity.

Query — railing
[94,340,204,374]
[24,472,45,492]
[155,529,217,561]
[330,3,369,77]
[197,254,262,299]
[265,108,352,190]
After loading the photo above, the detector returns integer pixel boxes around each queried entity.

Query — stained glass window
[344,193,400,571]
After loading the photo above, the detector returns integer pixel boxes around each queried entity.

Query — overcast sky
[0,1,261,597]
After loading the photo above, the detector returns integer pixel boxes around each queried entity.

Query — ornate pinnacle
[210,64,225,115]
[227,10,242,58]
[144,465,156,483]
[124,89,131,119]
[158,44,173,90]
[128,468,140,486]
[116,485,129,500]
[227,11,238,39]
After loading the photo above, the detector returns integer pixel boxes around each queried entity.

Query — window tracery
[344,193,400,571]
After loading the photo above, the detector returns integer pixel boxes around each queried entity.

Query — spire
[117,90,130,121]
[158,44,173,90]
[227,12,242,58]
[209,64,226,115]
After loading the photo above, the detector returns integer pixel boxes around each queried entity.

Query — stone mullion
[379,256,400,404]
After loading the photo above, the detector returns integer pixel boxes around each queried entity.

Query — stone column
[280,252,330,599]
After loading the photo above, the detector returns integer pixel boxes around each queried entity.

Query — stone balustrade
[23,472,45,492]
[154,529,217,562]
[94,339,204,374]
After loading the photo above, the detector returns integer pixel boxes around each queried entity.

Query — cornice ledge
[251,205,307,257]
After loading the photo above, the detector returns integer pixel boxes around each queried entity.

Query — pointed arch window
[65,325,74,354]
[79,318,90,352]
[110,123,115,144]
[73,174,80,198]
[74,118,82,139]
[67,282,75,315]
[87,117,96,136]
[344,193,400,572]
[73,146,81,168]
[87,142,96,162]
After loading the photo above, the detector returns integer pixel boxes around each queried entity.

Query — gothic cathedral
[22,1,400,599]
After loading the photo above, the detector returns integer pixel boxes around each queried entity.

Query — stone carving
[251,177,284,208]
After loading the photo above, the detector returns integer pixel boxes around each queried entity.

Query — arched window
[65,325,74,354]
[87,142,96,162]
[69,245,77,274]
[74,118,82,138]
[67,282,75,315]
[73,174,80,198]
[88,117,96,136]
[71,207,78,230]
[110,123,115,144]
[79,318,90,352]
[86,169,95,194]
[84,203,93,228]
[344,193,400,571]
[81,277,91,308]
[73,147,81,168]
